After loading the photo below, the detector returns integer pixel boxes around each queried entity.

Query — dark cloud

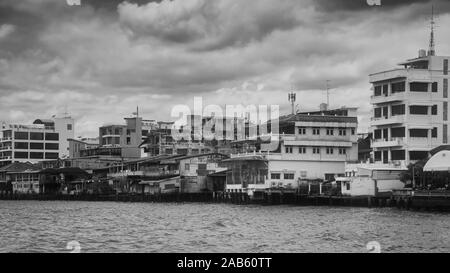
[118,0,303,51]
[1,0,450,136]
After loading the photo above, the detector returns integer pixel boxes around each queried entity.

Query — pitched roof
[0,162,39,173]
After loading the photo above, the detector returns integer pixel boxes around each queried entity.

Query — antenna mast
[288,91,296,115]
[326,80,331,107]
[428,5,436,56]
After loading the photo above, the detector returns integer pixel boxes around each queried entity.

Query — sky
[1,0,450,138]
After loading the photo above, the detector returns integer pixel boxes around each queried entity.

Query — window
[391,81,405,93]
[14,152,28,159]
[374,129,382,139]
[67,124,72,131]
[444,79,448,98]
[444,124,448,144]
[338,129,347,136]
[391,127,405,138]
[444,102,448,121]
[410,82,428,92]
[374,85,382,96]
[127,137,131,145]
[14,132,28,140]
[45,133,59,141]
[432,105,438,115]
[432,127,438,138]
[284,173,295,180]
[351,128,355,135]
[30,143,44,150]
[382,84,388,96]
[444,59,449,75]
[45,143,59,150]
[185,163,190,171]
[285,147,293,154]
[298,127,306,135]
[410,151,428,161]
[30,132,44,140]
[410,129,428,138]
[14,142,28,149]
[374,108,382,118]
[271,173,281,180]
[338,148,346,155]
[410,106,428,115]
[298,147,306,154]
[45,153,58,159]
[391,104,405,116]
[374,151,382,161]
[326,129,334,136]
[312,128,320,135]
[30,152,44,159]
[432,82,438,93]
[313,147,320,154]
[326,147,334,154]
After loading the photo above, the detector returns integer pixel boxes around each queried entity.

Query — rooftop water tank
[419,49,427,58]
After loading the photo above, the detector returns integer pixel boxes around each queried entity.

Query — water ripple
[0,201,449,253]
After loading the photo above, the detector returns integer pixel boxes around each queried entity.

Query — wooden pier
[1,189,450,211]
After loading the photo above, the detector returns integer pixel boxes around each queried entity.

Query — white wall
[342,177,405,196]
[54,117,75,159]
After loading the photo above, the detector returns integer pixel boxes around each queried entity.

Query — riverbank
[2,190,450,211]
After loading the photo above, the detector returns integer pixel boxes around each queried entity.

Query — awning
[139,176,180,185]
[221,155,267,162]
[424,151,450,172]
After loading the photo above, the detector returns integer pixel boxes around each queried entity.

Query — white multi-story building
[0,116,74,166]
[224,108,359,195]
[369,49,449,166]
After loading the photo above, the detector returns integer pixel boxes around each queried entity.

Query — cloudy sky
[1,0,450,137]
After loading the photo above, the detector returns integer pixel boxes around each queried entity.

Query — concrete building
[224,108,359,196]
[68,115,144,161]
[0,116,74,167]
[68,137,99,158]
[340,165,406,197]
[369,50,450,166]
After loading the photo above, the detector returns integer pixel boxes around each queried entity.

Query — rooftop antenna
[288,89,296,115]
[132,106,139,118]
[325,80,331,107]
[428,5,436,56]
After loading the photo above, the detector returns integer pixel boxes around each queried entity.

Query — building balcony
[0,146,12,151]
[372,138,404,148]
[0,137,12,142]
[408,137,433,148]
[101,134,121,138]
[0,156,12,161]
[108,170,180,178]
[371,92,406,104]
[369,68,432,83]
[370,115,405,126]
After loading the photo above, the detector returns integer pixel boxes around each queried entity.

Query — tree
[400,159,427,188]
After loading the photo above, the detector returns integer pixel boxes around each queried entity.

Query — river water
[0,200,449,253]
